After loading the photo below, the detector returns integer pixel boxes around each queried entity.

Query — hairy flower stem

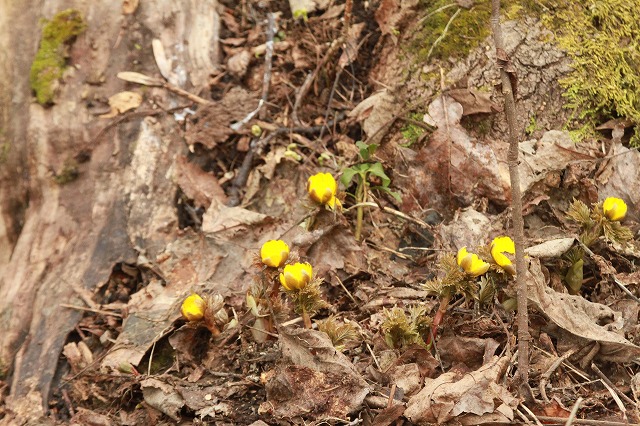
[491,0,531,396]
[355,178,367,241]
[301,306,312,329]
[427,294,451,347]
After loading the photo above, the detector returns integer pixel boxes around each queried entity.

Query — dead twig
[591,362,637,408]
[565,397,583,426]
[227,113,346,207]
[426,8,460,59]
[59,303,123,318]
[536,416,639,426]
[539,348,576,404]
[490,0,530,397]
[519,403,544,426]
[344,201,431,228]
[292,35,346,126]
[232,13,277,129]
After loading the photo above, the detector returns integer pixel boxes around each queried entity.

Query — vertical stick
[489,0,530,389]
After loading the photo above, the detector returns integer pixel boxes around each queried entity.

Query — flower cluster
[180,293,230,336]
[249,239,328,330]
[456,236,516,277]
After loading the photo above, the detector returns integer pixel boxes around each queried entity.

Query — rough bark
[0,0,220,420]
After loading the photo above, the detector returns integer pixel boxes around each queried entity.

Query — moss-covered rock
[29,9,86,105]
[539,0,640,145]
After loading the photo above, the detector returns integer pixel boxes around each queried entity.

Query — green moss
[400,112,427,147]
[53,158,79,185]
[412,0,492,62]
[29,9,86,105]
[538,0,640,144]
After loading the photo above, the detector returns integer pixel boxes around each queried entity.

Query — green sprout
[341,141,400,241]
[381,305,432,349]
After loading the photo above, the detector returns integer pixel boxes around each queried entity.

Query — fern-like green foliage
[381,306,432,349]
[567,198,632,246]
[288,278,330,316]
[423,253,478,301]
[316,317,359,351]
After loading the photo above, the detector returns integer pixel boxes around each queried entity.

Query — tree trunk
[0,0,219,420]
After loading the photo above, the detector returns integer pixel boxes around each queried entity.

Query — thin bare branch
[490,0,530,395]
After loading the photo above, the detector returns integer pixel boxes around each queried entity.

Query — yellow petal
[279,262,313,291]
[260,239,290,268]
[491,236,515,274]
[457,247,489,277]
[603,197,627,221]
[181,294,205,321]
[308,173,338,205]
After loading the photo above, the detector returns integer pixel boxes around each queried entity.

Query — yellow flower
[260,239,290,268]
[279,262,313,291]
[307,172,341,210]
[603,197,627,221]
[181,294,205,321]
[491,236,516,275]
[456,247,490,277]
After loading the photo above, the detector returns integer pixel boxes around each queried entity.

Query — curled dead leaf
[99,91,142,118]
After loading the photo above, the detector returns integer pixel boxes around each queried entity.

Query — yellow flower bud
[279,262,313,291]
[260,239,290,268]
[456,247,490,277]
[181,294,205,321]
[491,236,516,275]
[603,197,627,221]
[307,172,341,210]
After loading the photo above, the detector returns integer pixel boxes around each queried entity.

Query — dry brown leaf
[374,0,399,37]
[152,39,173,82]
[348,90,396,143]
[527,258,640,362]
[122,0,139,15]
[260,327,370,419]
[448,88,501,116]
[175,156,227,208]
[117,71,163,86]
[338,23,365,69]
[202,199,272,234]
[405,356,517,424]
[420,96,507,206]
[371,405,405,426]
[519,130,596,195]
[598,142,640,210]
[141,378,184,421]
[99,91,142,118]
[227,50,251,77]
[438,336,499,371]
[525,237,575,258]
[185,87,257,149]
[70,408,113,426]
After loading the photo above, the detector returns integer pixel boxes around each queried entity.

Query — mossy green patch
[412,0,492,63]
[29,9,86,105]
[537,0,640,145]
[400,112,427,147]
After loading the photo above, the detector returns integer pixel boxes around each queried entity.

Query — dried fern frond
[317,317,359,351]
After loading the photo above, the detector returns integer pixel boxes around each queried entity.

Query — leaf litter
[13,1,640,425]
